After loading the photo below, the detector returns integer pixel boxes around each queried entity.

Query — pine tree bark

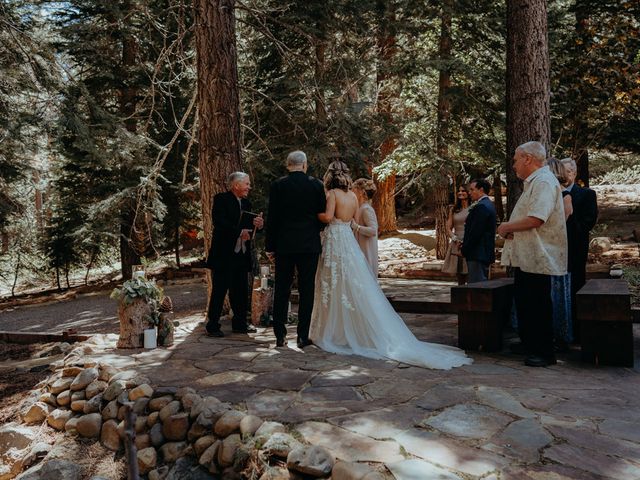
[572,3,591,187]
[374,1,398,234]
[194,0,243,297]
[435,0,453,259]
[119,23,141,281]
[505,0,551,215]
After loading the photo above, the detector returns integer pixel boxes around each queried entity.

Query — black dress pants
[514,268,554,359]
[206,255,249,333]
[273,252,320,342]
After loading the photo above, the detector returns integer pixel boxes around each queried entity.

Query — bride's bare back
[320,188,358,223]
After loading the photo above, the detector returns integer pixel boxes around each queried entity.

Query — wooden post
[123,403,140,480]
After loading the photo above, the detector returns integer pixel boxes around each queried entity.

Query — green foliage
[111,276,163,325]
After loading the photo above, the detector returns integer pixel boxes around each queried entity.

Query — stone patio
[71,297,640,480]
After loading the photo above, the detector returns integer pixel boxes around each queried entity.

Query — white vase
[143,328,157,349]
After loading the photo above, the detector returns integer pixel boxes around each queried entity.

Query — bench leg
[458,311,503,352]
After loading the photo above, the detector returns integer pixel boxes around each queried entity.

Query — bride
[309,161,472,370]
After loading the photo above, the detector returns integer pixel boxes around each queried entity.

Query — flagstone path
[73,307,640,480]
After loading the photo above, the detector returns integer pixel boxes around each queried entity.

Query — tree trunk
[119,18,141,281]
[572,3,591,187]
[435,0,453,260]
[194,0,244,300]
[505,0,550,216]
[374,1,398,234]
[315,41,327,126]
[493,174,505,222]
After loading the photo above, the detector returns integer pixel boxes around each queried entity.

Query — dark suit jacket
[205,191,253,270]
[566,184,598,271]
[461,196,497,264]
[265,171,326,254]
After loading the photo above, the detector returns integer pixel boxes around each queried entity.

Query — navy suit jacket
[461,196,497,264]
[265,171,326,254]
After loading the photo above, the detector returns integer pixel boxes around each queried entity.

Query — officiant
[204,172,264,337]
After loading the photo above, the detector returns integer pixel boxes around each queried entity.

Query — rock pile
[9,352,386,479]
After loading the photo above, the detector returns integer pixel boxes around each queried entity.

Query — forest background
[0,0,638,294]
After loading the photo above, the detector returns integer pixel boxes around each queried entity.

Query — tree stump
[251,287,273,326]
[117,298,153,349]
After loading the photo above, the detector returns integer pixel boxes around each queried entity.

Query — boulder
[180,393,201,412]
[101,400,118,421]
[35,460,82,480]
[258,466,290,480]
[64,417,79,435]
[159,441,189,463]
[217,434,242,467]
[22,402,51,425]
[194,435,217,457]
[133,397,150,415]
[163,413,189,441]
[70,400,86,413]
[135,416,148,434]
[76,413,102,438]
[255,421,286,440]
[47,409,73,430]
[590,236,612,253]
[240,415,263,437]
[214,410,245,437]
[147,411,160,427]
[148,466,169,480]
[98,363,118,382]
[159,401,182,422]
[83,393,103,414]
[61,366,83,378]
[100,420,121,451]
[39,392,57,407]
[135,434,151,450]
[20,442,52,470]
[149,395,173,412]
[102,380,126,402]
[49,377,73,395]
[0,423,37,479]
[56,390,70,407]
[137,447,157,475]
[287,446,334,477]
[129,383,154,401]
[262,432,301,458]
[70,368,98,391]
[150,423,165,448]
[165,457,212,480]
[85,380,108,399]
[198,440,220,471]
[70,391,85,402]
[332,461,378,480]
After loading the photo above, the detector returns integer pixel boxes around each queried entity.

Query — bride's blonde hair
[323,160,352,192]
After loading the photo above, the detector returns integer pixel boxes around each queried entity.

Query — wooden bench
[451,278,514,352]
[576,279,634,367]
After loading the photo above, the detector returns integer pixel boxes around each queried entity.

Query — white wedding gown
[310,219,473,370]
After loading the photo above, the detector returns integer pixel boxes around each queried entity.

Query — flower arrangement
[111,277,163,327]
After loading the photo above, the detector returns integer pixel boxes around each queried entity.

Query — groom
[461,178,497,283]
[265,151,326,348]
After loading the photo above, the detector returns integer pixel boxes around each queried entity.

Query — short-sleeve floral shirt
[501,166,568,275]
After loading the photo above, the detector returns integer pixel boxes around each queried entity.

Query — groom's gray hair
[286,150,307,167]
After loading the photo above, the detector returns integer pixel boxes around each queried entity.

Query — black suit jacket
[205,191,252,270]
[461,196,497,264]
[567,185,598,270]
[265,171,326,254]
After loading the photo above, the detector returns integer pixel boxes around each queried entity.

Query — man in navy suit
[266,151,326,348]
[462,178,497,283]
[205,172,264,337]
[561,158,598,339]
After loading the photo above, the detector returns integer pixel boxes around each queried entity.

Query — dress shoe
[276,338,286,347]
[524,355,557,367]
[297,338,313,349]
[205,329,224,338]
[232,325,257,334]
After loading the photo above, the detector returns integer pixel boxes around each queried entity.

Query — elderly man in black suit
[461,178,497,283]
[205,172,264,337]
[561,158,598,339]
[266,150,326,348]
